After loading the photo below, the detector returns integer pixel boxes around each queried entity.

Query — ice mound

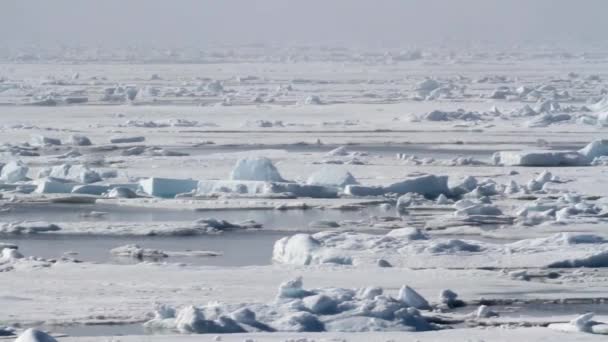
[145,278,438,334]
[139,177,198,198]
[193,218,261,231]
[306,167,358,188]
[548,313,608,335]
[0,161,29,183]
[14,328,57,342]
[230,157,285,182]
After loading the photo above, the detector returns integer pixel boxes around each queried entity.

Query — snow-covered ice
[3,31,608,342]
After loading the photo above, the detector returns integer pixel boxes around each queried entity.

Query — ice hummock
[145,277,437,334]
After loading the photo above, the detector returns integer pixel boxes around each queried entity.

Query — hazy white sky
[2,0,607,48]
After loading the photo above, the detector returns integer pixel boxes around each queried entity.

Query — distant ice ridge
[144,277,440,334]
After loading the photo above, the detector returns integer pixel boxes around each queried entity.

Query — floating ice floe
[145,277,439,334]
[492,139,608,166]
[345,174,449,198]
[110,244,168,260]
[272,231,608,268]
[0,221,61,234]
[193,217,262,231]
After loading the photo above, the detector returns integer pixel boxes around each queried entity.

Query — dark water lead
[0,202,380,228]
[5,230,288,267]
